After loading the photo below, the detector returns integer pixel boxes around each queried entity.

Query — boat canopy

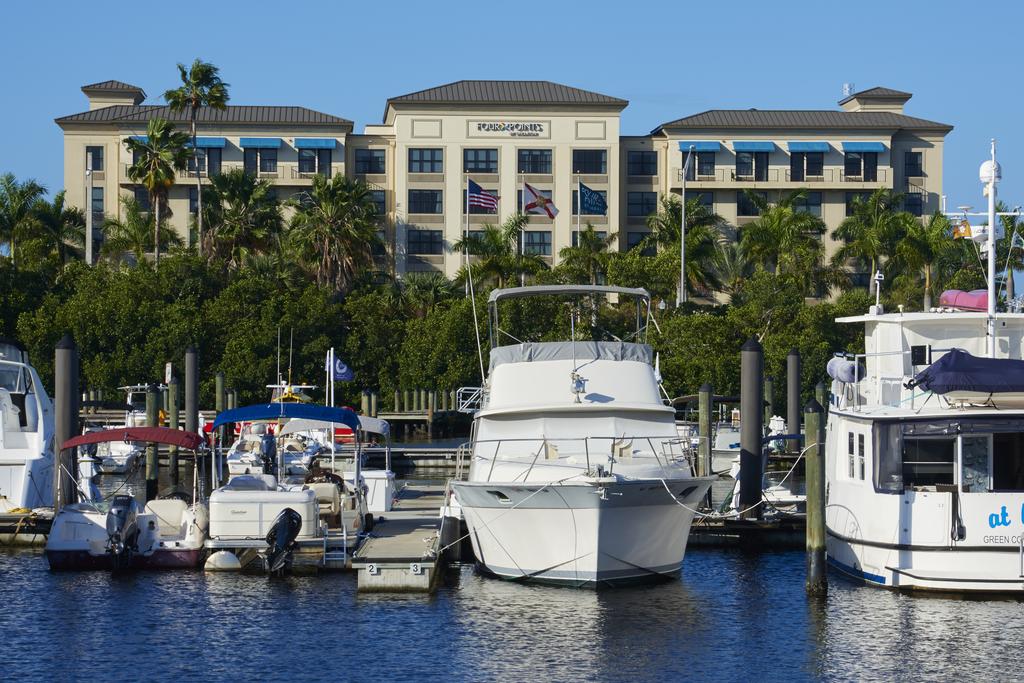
[212,403,362,431]
[63,427,205,451]
[277,415,390,437]
[490,341,652,372]
[487,285,650,305]
[909,349,1024,394]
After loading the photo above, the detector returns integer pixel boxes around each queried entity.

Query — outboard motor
[105,494,140,571]
[261,432,278,477]
[264,507,303,574]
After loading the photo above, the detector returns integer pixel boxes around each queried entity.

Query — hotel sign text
[469,120,550,139]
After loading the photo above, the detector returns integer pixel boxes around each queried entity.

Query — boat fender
[205,550,242,571]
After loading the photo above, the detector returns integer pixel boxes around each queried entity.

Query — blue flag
[578,182,607,216]
[325,354,354,381]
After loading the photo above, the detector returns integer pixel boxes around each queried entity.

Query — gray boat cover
[489,341,653,372]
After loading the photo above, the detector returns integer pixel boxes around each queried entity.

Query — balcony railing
[675,166,890,185]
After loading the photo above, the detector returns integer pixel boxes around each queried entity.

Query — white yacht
[0,338,54,512]
[92,385,155,475]
[452,285,714,587]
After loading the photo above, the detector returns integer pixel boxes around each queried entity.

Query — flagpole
[464,175,470,296]
[576,175,581,237]
[519,172,525,286]
[680,145,694,306]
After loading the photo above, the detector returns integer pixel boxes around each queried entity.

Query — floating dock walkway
[352,482,449,592]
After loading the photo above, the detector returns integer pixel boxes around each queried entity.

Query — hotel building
[57,81,951,279]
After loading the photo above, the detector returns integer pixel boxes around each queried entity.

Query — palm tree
[894,211,954,309]
[739,189,826,273]
[164,59,230,253]
[101,196,181,263]
[832,188,913,295]
[286,174,379,292]
[202,168,281,270]
[451,213,547,288]
[642,194,723,298]
[402,272,456,317]
[32,191,85,264]
[0,173,46,267]
[712,240,753,302]
[558,224,616,285]
[996,201,1024,301]
[124,118,189,263]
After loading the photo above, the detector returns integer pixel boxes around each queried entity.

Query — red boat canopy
[62,427,206,452]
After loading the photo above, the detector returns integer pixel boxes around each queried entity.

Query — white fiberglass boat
[452,286,714,588]
[0,338,54,513]
[91,385,156,475]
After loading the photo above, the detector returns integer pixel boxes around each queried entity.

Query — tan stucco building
[57,81,952,281]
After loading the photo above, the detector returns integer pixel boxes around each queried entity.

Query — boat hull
[453,477,713,588]
[45,548,203,571]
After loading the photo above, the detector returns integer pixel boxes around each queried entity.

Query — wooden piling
[787,348,802,448]
[145,384,160,502]
[53,334,78,511]
[403,390,410,413]
[168,376,180,485]
[739,338,764,519]
[361,390,370,415]
[215,371,226,452]
[370,391,379,418]
[763,375,774,427]
[394,390,400,413]
[184,346,198,435]
[698,382,713,478]
[815,381,827,415]
[804,399,827,596]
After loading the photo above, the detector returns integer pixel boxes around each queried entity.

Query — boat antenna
[288,328,294,385]
[276,326,281,385]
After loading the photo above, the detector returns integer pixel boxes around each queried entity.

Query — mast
[984,140,999,358]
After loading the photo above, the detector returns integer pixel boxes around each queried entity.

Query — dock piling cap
[804,398,823,414]
[741,337,762,352]
[56,333,76,350]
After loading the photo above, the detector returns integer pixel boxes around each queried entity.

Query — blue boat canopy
[787,141,830,153]
[908,349,1024,395]
[194,137,227,148]
[239,137,282,149]
[842,141,886,153]
[677,141,720,152]
[294,138,336,149]
[733,141,775,153]
[212,403,362,431]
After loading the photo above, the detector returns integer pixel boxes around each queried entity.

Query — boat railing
[455,441,472,480]
[456,387,484,413]
[469,435,695,482]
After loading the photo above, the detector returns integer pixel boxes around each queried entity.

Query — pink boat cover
[62,427,205,452]
[938,289,988,312]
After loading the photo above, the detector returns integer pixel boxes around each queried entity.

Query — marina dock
[352,481,448,592]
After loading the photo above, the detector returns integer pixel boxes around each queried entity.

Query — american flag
[467,178,499,211]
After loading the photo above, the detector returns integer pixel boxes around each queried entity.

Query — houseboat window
[901,437,955,488]
[847,432,855,479]
[960,435,991,493]
[993,433,1024,491]
[873,424,902,492]
[858,433,865,480]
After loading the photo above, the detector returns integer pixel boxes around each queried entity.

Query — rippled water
[2,546,1022,682]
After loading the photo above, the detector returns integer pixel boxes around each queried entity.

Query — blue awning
[842,141,886,153]
[294,138,337,149]
[733,141,775,153]
[239,137,282,149]
[195,137,226,148]
[678,141,721,152]
[787,141,830,153]
[212,403,361,431]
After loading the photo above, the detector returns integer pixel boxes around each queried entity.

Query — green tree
[402,271,457,318]
[451,213,547,288]
[832,188,914,295]
[0,173,46,267]
[164,59,229,252]
[711,240,753,302]
[124,118,190,263]
[102,196,181,264]
[558,224,616,285]
[202,168,281,270]
[642,194,722,299]
[286,174,379,293]
[27,190,85,265]
[893,211,954,309]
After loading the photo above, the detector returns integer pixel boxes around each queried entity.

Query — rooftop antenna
[842,82,855,97]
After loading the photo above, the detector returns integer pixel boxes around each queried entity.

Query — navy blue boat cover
[212,403,361,430]
[909,349,1024,394]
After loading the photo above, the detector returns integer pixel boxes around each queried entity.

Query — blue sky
[3,0,1021,210]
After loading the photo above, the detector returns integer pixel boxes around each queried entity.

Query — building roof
[652,109,952,134]
[81,79,146,94]
[838,86,913,105]
[385,80,627,119]
[56,104,353,127]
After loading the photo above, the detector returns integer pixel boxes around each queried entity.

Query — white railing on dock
[457,387,484,413]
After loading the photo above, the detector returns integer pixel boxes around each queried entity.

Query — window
[627,231,655,256]
[845,192,871,216]
[962,435,991,493]
[858,433,866,481]
[845,152,877,181]
[207,148,221,176]
[993,433,1024,491]
[259,148,278,174]
[736,152,767,180]
[370,190,386,216]
[848,432,856,479]
[627,191,658,217]
[188,149,206,174]
[571,230,607,247]
[133,187,150,212]
[805,152,824,178]
[572,189,608,216]
[91,187,104,224]
[189,186,198,215]
[409,148,443,173]
[524,231,552,256]
[518,149,552,174]
[901,437,955,487]
[355,149,386,175]
[905,151,923,178]
[407,229,443,255]
[790,152,823,181]
[904,193,924,217]
[408,189,442,214]
[686,152,716,180]
[298,149,317,174]
[462,188,498,214]
[372,228,387,256]
[464,149,498,174]
[737,191,765,217]
[296,149,331,176]
[572,149,606,174]
[685,191,714,209]
[85,146,103,171]
[244,148,276,174]
[794,191,822,217]
[627,151,657,176]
